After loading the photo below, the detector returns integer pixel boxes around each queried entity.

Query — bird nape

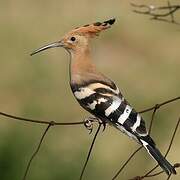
[31,18,176,176]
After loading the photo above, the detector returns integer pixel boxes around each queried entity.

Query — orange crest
[71,18,116,38]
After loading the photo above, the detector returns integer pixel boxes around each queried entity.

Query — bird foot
[83,117,106,134]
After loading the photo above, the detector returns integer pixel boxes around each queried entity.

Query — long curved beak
[30,41,63,56]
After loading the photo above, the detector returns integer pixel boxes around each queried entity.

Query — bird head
[31,18,115,55]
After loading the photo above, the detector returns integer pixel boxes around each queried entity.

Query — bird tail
[140,137,176,175]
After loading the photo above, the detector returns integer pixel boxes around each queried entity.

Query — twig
[0,111,84,125]
[168,0,175,23]
[144,163,180,178]
[79,123,102,180]
[0,112,84,179]
[0,97,179,126]
[131,1,180,25]
[148,104,158,134]
[138,96,180,114]
[111,146,143,180]
[22,123,52,180]
[165,118,180,157]
[167,173,172,180]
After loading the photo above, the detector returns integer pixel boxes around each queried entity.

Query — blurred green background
[0,0,180,180]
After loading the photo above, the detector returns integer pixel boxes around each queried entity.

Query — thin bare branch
[138,96,180,114]
[165,118,180,157]
[145,169,164,178]
[145,162,180,178]
[79,123,102,180]
[111,146,143,180]
[0,97,179,125]
[167,173,172,180]
[168,0,175,23]
[151,17,180,25]
[148,104,158,134]
[0,111,84,126]
[131,1,180,25]
[22,123,52,180]
[130,163,180,180]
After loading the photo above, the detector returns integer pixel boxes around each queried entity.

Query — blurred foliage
[0,0,180,180]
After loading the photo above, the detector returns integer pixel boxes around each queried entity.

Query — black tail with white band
[140,136,176,175]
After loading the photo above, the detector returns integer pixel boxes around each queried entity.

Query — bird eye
[70,36,76,42]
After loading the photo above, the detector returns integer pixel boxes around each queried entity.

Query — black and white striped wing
[72,81,148,141]
[71,81,177,175]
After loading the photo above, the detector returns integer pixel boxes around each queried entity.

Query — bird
[31,18,176,176]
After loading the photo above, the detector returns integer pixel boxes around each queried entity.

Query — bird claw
[84,118,94,134]
[83,117,106,134]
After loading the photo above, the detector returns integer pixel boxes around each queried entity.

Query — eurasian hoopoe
[31,18,176,175]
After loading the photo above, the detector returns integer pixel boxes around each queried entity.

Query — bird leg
[99,119,107,132]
